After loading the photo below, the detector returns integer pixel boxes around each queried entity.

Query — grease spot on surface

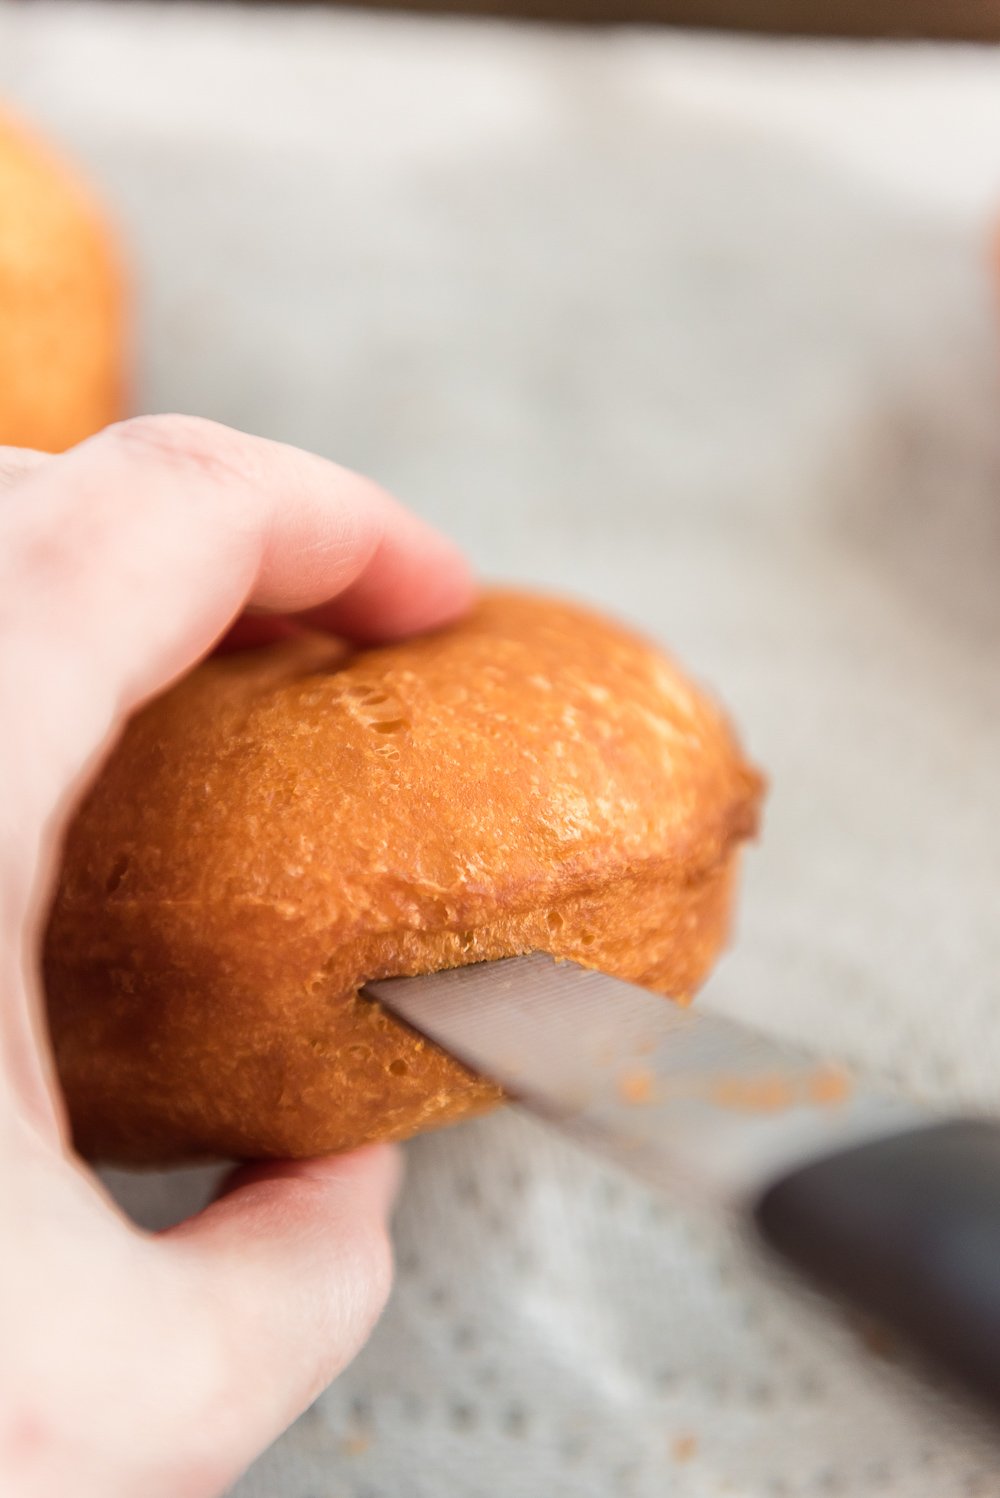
[618,1067,655,1105]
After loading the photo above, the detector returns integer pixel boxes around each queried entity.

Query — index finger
[0,414,474,856]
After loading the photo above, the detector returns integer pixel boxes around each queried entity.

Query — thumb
[161,1144,401,1482]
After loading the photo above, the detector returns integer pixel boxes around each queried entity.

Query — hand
[0,416,475,1498]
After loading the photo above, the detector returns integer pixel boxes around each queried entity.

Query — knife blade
[366,954,1000,1414]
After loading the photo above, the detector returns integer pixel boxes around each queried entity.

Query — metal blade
[366,954,924,1207]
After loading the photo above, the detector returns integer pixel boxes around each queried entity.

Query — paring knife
[365,953,1000,1413]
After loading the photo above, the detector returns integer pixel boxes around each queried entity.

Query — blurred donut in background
[0,106,126,451]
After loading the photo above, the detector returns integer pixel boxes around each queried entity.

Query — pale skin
[0,415,477,1498]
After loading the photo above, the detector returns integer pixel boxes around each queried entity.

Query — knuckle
[105,414,252,485]
[0,447,46,492]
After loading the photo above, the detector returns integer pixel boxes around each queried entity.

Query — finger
[218,513,478,651]
[300,503,480,642]
[0,414,474,869]
[163,1145,401,1479]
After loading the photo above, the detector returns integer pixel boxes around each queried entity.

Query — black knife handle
[754,1118,1000,1410]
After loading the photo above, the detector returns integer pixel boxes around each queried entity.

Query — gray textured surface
[5,6,1000,1492]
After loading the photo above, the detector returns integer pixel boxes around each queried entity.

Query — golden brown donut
[44,590,764,1164]
[0,106,126,451]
